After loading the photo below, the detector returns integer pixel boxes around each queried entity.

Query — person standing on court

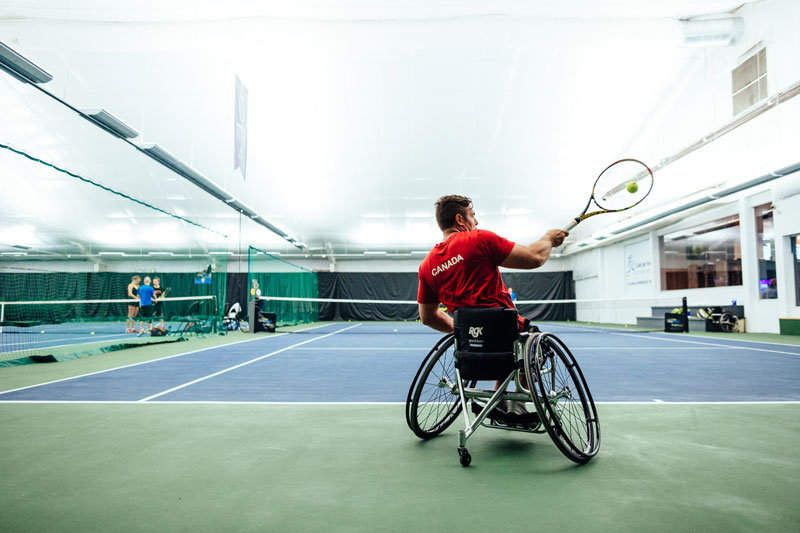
[126,275,141,333]
[152,276,166,327]
[417,195,567,420]
[137,276,157,333]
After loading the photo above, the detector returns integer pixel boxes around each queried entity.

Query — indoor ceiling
[0,0,764,260]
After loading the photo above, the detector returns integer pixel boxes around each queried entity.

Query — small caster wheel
[458,447,471,467]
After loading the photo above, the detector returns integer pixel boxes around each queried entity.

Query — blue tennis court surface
[2,322,800,403]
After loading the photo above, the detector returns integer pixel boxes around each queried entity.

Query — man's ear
[454,213,464,225]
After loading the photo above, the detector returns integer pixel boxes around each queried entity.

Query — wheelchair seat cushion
[453,307,520,380]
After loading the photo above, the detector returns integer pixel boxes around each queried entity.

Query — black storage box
[453,308,519,380]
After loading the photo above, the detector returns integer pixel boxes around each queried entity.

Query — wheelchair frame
[407,327,600,467]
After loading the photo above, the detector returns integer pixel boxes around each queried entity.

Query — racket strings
[594,160,652,211]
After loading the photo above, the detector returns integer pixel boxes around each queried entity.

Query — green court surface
[1,402,798,532]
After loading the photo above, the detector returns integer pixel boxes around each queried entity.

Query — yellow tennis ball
[41,330,45,334]
[394,329,398,333]
[626,181,638,193]
[91,332,95,335]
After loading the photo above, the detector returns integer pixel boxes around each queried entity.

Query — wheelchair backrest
[453,307,519,353]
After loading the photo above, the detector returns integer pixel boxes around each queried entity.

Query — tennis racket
[564,158,654,231]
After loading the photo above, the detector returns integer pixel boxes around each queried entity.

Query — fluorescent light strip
[139,143,302,249]
[610,161,800,236]
[81,108,139,139]
[0,41,52,84]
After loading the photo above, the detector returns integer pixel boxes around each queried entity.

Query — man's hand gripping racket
[563,158,654,231]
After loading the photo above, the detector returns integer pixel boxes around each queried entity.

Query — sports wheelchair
[406,308,600,467]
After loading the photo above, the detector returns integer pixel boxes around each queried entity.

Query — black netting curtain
[316,271,574,321]
[0,272,225,319]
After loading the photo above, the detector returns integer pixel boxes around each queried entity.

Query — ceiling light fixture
[610,161,800,236]
[0,41,52,84]
[681,17,745,47]
[140,144,234,201]
[81,108,139,139]
[140,145,301,250]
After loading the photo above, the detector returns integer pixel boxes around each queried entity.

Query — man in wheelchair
[416,195,567,425]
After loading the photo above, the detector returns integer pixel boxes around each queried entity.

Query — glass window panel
[755,203,777,299]
[660,215,742,290]
[792,236,800,306]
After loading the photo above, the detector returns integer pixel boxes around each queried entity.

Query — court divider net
[251,295,698,335]
[0,295,218,366]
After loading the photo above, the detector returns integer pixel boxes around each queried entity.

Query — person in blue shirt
[137,276,157,333]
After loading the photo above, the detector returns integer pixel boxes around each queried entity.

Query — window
[732,45,767,115]
[792,236,800,306]
[660,215,742,290]
[755,203,777,299]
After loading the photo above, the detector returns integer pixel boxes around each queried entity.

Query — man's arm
[500,229,568,269]
[418,303,454,333]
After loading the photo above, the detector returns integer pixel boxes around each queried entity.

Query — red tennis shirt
[417,229,515,312]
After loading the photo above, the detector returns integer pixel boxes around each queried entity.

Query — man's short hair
[435,195,472,230]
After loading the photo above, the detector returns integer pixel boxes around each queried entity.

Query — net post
[682,297,689,333]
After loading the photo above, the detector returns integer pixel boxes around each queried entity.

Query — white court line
[611,332,800,356]
[0,333,290,396]
[138,324,362,402]
[0,323,341,396]
[293,347,431,350]
[1,400,799,405]
[572,346,736,350]
[1,332,124,349]
[647,332,800,349]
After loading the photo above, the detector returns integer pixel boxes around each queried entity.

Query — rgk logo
[468,326,483,338]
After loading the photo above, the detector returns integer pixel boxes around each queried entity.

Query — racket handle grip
[563,219,578,232]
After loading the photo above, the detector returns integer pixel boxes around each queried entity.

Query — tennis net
[0,295,217,365]
[252,295,695,335]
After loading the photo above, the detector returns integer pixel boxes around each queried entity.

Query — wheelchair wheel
[406,334,467,439]
[719,312,738,333]
[524,332,600,464]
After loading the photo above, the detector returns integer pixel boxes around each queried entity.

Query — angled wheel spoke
[408,335,465,439]
[526,333,600,463]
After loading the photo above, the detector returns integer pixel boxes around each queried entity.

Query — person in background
[765,278,778,299]
[126,275,141,333]
[152,276,167,327]
[508,286,517,304]
[137,276,157,333]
